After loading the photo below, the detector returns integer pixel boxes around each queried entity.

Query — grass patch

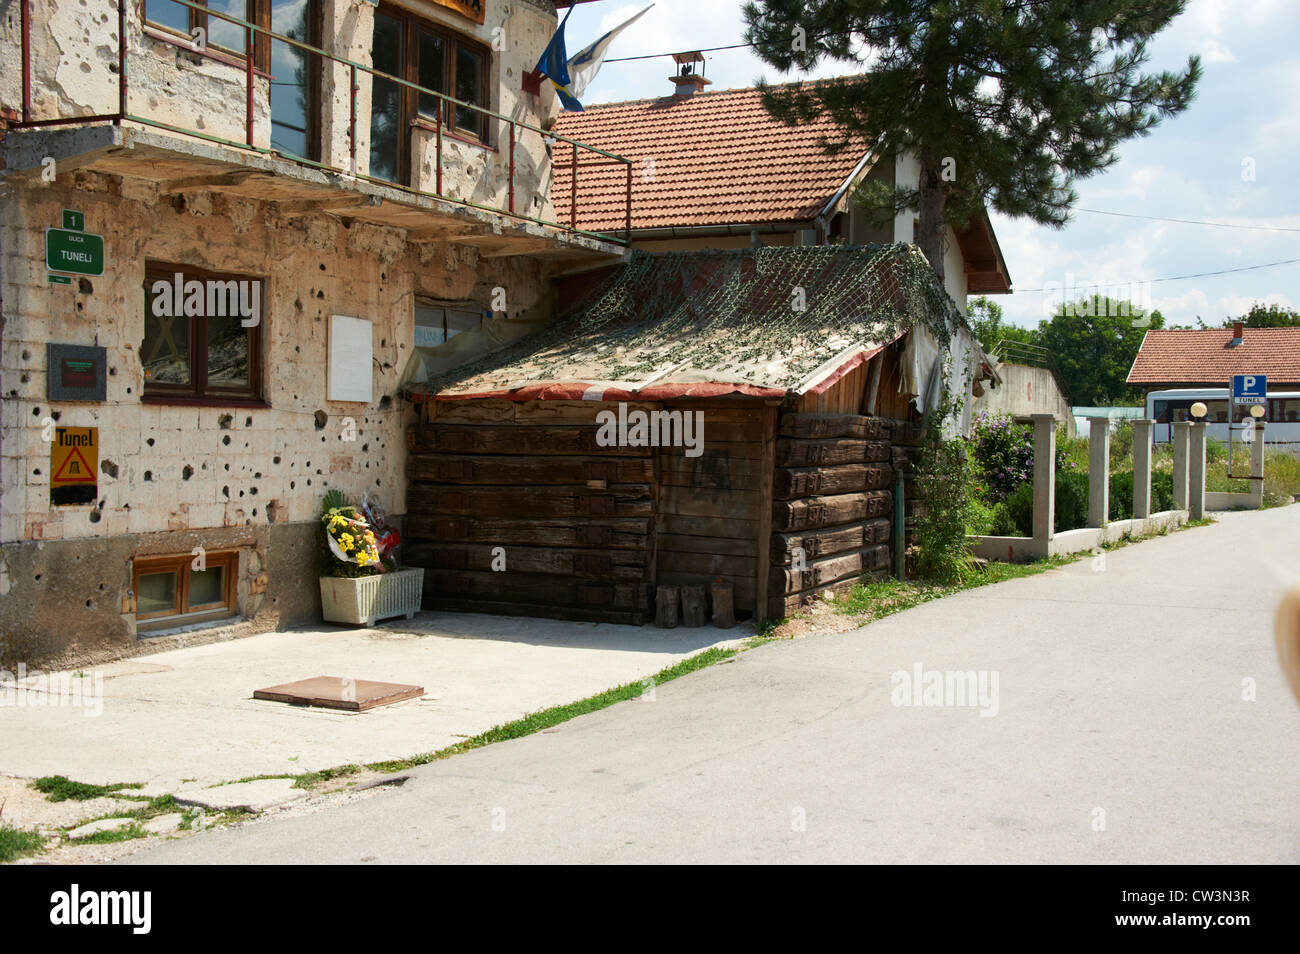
[833,554,1084,624]
[0,824,45,863]
[293,765,364,789]
[67,823,148,845]
[32,776,144,802]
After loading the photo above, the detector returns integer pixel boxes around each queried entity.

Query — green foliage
[913,382,978,582]
[1005,482,1035,536]
[67,823,147,845]
[33,776,143,802]
[970,413,1035,496]
[0,824,44,862]
[1223,303,1300,328]
[743,0,1201,276]
[1109,420,1135,465]
[321,489,349,516]
[1038,302,1164,405]
[1054,469,1090,532]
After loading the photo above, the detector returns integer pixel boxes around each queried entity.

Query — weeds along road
[127,506,1300,864]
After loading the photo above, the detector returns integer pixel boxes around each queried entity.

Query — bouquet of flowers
[320,490,385,577]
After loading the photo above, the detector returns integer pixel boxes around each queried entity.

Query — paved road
[130,507,1300,864]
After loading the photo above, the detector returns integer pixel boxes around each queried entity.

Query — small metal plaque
[47,343,107,402]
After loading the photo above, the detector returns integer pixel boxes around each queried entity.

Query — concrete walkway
[0,613,741,794]
[128,506,1300,863]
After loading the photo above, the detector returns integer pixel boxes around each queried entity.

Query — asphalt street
[128,506,1300,864]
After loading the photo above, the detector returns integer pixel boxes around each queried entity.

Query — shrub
[914,385,978,582]
[1109,420,1135,467]
[988,501,1020,536]
[1109,470,1134,521]
[1152,470,1175,512]
[970,413,1034,497]
[966,496,995,536]
[1054,469,1089,531]
[1005,482,1035,536]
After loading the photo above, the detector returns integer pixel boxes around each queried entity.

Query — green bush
[966,496,995,536]
[1109,470,1134,521]
[1109,420,1135,467]
[1206,437,1228,464]
[988,501,1020,536]
[1152,470,1175,512]
[970,413,1035,497]
[1005,482,1034,536]
[1054,469,1089,531]
[914,383,978,582]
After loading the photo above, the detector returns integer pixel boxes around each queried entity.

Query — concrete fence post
[1032,413,1056,553]
[1189,421,1207,520]
[1088,417,1110,528]
[1172,421,1191,511]
[1133,419,1154,519]
[1251,421,1267,508]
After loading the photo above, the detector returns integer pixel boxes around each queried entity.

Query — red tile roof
[550,85,872,233]
[1127,327,1300,386]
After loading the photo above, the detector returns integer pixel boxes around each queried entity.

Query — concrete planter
[319,568,425,627]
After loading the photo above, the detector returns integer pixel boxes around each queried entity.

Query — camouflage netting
[423,243,965,399]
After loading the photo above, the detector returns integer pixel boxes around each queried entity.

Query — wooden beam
[754,405,777,623]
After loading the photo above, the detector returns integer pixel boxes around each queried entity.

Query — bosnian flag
[535,6,583,111]
[565,4,654,109]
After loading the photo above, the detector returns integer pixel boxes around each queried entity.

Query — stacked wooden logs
[404,399,654,624]
[767,412,901,619]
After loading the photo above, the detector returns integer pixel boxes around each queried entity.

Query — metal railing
[991,339,1072,404]
[15,0,632,243]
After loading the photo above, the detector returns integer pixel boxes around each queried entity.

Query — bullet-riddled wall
[0,170,553,668]
[0,0,562,223]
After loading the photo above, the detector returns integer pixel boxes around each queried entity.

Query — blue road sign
[1232,374,1267,401]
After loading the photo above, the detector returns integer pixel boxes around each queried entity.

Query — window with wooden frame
[133,551,239,632]
[144,0,258,59]
[141,262,266,406]
[369,5,492,184]
[143,0,323,160]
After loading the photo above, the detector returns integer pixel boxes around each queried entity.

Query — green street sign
[62,209,85,230]
[45,228,104,276]
[48,274,72,285]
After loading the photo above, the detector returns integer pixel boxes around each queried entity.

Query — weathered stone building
[1,0,625,666]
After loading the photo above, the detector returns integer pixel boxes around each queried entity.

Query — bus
[1145,388,1300,452]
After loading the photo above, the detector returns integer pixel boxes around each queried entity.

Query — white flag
[566,4,654,104]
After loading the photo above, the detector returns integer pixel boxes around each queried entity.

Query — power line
[1074,207,1300,233]
[605,41,754,63]
[1015,257,1300,292]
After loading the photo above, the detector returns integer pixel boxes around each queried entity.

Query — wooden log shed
[404,246,994,624]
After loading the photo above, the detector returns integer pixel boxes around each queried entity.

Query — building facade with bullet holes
[0,0,627,666]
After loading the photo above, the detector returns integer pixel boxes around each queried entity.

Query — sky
[555,0,1300,330]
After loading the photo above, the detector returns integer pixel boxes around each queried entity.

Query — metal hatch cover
[253,676,424,712]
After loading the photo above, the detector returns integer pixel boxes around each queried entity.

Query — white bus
[1146,387,1300,452]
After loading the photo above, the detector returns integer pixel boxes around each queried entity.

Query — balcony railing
[14,0,633,243]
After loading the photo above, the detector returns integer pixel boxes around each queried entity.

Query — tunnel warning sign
[51,426,97,506]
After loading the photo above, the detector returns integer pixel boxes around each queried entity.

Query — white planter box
[319,568,425,627]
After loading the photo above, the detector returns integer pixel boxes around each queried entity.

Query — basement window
[133,551,238,633]
[141,262,265,406]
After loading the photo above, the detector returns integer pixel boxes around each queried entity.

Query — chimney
[1231,321,1244,346]
[670,52,711,97]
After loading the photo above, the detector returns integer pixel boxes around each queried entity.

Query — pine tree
[743,0,1201,282]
